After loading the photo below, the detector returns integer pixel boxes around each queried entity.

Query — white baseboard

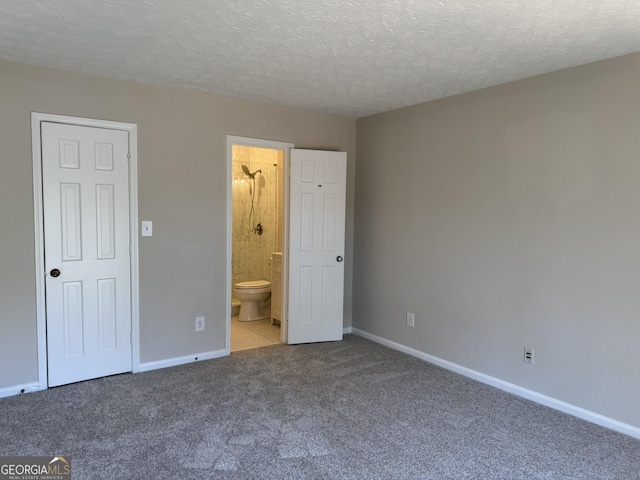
[138,348,228,373]
[351,328,640,440]
[0,382,43,399]
[343,326,352,334]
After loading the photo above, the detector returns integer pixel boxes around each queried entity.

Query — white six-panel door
[42,122,132,387]
[288,149,347,344]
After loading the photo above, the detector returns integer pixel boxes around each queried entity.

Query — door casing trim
[31,112,140,390]
[226,135,294,353]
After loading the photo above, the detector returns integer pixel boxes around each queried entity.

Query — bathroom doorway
[227,137,293,352]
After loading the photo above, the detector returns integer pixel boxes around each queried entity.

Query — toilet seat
[235,280,271,293]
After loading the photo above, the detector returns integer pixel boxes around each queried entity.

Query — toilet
[234,280,271,321]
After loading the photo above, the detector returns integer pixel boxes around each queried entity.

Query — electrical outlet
[141,221,153,237]
[524,347,534,364]
[195,316,205,332]
[406,312,415,328]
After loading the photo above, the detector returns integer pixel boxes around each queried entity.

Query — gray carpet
[1,334,639,479]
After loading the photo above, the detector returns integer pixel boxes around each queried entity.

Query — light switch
[141,221,153,237]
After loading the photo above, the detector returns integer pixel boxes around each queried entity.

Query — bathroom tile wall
[232,146,280,293]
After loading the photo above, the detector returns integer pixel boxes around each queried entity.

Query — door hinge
[127,152,131,165]
[129,243,133,255]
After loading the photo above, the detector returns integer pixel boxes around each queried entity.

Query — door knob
[336,256,343,262]
[50,268,61,278]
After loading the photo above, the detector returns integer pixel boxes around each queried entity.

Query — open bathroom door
[287,149,347,344]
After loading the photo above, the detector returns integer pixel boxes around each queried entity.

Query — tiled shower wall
[232,146,281,294]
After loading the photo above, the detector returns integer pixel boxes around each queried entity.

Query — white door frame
[31,112,140,391]
[226,136,294,353]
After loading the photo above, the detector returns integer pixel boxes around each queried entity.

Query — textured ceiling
[1,1,640,118]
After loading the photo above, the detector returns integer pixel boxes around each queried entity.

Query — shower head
[241,165,262,179]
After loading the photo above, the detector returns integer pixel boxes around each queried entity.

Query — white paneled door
[42,122,132,387]
[288,149,347,344]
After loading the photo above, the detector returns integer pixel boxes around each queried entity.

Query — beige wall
[0,60,355,388]
[355,52,640,429]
